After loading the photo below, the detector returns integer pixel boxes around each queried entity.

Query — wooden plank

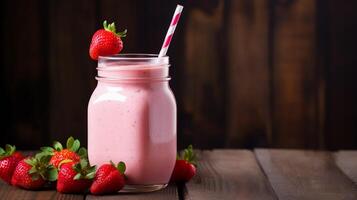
[255,149,357,199]
[0,180,83,200]
[181,0,227,148]
[271,0,320,148]
[334,151,357,184]
[184,150,277,200]
[225,0,271,148]
[86,185,178,200]
[324,0,357,149]
[48,0,97,145]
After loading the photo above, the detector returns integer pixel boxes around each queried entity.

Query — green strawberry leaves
[40,138,69,154]
[66,136,80,152]
[117,162,126,174]
[5,144,16,154]
[178,145,197,166]
[40,147,54,153]
[103,20,127,38]
[40,136,88,159]
[35,136,91,182]
[79,159,88,169]
[110,160,126,174]
[28,166,38,174]
[25,158,37,166]
[47,167,58,181]
[53,141,63,151]
[25,153,58,181]
[73,173,81,180]
[66,137,74,149]
[51,136,79,152]
[77,147,88,159]
[0,144,16,159]
[86,170,96,180]
[73,159,96,180]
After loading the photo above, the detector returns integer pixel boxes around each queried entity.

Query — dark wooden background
[1,0,356,150]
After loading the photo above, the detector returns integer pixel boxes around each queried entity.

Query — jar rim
[97,54,170,81]
[98,53,169,64]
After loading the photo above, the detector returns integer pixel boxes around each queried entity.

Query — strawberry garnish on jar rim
[89,20,127,60]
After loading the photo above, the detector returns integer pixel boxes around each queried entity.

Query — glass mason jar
[88,54,177,192]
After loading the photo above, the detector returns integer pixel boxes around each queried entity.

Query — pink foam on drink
[88,60,176,185]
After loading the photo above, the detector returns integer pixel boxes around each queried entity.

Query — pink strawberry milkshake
[88,54,176,192]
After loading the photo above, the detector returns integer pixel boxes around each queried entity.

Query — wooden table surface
[1,149,357,200]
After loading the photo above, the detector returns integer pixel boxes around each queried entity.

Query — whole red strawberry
[89,20,127,60]
[57,159,96,193]
[90,161,126,195]
[11,154,57,190]
[41,136,87,168]
[170,145,197,183]
[0,144,24,184]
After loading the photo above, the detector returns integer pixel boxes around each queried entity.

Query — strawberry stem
[0,144,16,159]
[117,161,126,174]
[178,145,197,166]
[110,160,126,174]
[53,141,63,151]
[25,153,58,181]
[103,20,127,38]
[73,159,96,180]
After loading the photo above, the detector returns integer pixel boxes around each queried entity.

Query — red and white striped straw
[158,4,183,57]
